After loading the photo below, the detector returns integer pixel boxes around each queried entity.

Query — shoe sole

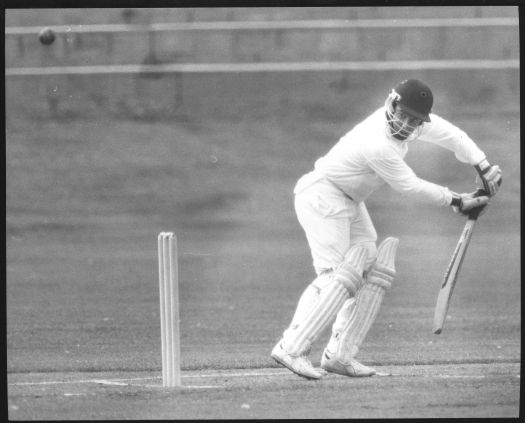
[271,353,321,380]
[322,366,375,377]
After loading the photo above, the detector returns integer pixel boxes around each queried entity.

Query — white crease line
[91,379,129,386]
[11,377,227,390]
[8,370,291,386]
[180,385,225,389]
[184,370,290,378]
[10,377,160,386]
[9,368,519,387]
[12,379,104,386]
[437,375,486,379]
[128,383,225,389]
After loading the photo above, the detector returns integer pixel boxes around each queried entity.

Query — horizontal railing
[4,17,519,35]
[6,59,520,76]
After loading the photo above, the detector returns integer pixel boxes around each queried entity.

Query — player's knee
[367,237,399,290]
[346,241,377,274]
[332,244,369,296]
[311,269,334,291]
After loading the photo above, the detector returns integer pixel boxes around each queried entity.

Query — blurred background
[6,7,519,120]
[6,6,520,380]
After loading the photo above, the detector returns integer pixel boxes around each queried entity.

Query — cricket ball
[38,27,56,45]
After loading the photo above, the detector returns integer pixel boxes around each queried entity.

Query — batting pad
[282,272,332,342]
[283,280,349,356]
[334,237,399,362]
[324,297,356,356]
[282,245,369,356]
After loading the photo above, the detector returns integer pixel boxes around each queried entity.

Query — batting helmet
[390,79,433,122]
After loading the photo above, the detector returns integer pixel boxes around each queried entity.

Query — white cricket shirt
[306,107,486,206]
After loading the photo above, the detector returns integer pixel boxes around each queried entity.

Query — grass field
[6,105,520,418]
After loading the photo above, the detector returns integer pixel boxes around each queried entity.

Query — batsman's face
[389,107,423,141]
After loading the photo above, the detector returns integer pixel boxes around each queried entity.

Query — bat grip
[466,188,488,220]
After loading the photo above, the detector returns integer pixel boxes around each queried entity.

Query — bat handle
[466,188,488,220]
[466,205,485,220]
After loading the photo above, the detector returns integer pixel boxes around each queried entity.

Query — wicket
[157,232,181,387]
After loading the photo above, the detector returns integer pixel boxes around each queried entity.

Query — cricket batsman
[271,79,502,379]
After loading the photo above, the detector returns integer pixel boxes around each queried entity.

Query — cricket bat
[432,190,487,334]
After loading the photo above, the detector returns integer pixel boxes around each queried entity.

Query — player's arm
[367,152,489,213]
[419,114,502,197]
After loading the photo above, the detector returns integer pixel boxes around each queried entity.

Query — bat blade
[432,217,477,334]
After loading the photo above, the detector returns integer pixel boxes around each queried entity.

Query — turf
[6,109,520,418]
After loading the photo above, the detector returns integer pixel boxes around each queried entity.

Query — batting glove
[474,159,502,197]
[450,191,490,217]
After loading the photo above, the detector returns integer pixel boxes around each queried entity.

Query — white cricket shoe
[321,350,375,377]
[271,341,322,380]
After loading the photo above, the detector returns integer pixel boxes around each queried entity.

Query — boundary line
[5,17,519,35]
[5,59,520,76]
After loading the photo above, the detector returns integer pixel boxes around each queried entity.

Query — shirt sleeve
[419,114,486,165]
[366,147,453,206]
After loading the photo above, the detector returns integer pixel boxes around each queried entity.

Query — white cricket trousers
[294,172,378,274]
